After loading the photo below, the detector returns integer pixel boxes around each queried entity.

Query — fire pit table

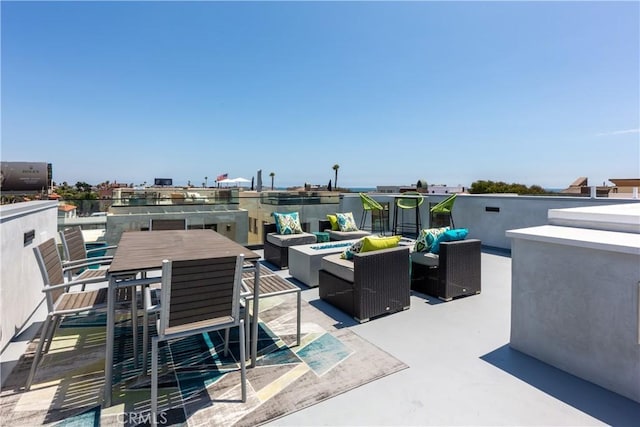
[288,240,357,287]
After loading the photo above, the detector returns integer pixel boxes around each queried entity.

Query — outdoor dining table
[102,229,260,407]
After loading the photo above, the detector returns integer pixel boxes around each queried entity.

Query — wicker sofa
[319,245,410,322]
[410,239,481,301]
[318,219,371,241]
[263,223,315,269]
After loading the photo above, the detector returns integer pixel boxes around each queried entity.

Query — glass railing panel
[56,192,349,246]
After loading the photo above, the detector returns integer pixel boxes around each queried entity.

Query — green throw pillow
[413,227,450,253]
[273,212,303,235]
[360,235,402,253]
[326,214,340,231]
[336,212,359,232]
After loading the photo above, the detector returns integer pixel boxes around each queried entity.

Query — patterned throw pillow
[413,227,450,253]
[273,212,303,235]
[340,238,365,260]
[336,212,359,232]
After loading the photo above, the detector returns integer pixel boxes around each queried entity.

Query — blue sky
[2,1,639,189]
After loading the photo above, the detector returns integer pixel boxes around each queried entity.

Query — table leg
[251,261,260,367]
[104,275,116,407]
[131,286,138,368]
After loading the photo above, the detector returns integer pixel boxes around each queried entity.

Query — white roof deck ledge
[548,203,640,234]
[506,225,640,255]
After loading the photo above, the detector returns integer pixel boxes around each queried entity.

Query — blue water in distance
[348,187,376,192]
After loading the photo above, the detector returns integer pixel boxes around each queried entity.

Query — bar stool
[392,191,424,238]
[359,192,386,235]
[429,193,457,228]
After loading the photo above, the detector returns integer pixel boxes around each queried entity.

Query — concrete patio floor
[269,250,640,426]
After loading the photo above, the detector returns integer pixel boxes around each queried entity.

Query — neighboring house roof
[568,177,588,187]
[609,178,640,187]
[561,177,610,196]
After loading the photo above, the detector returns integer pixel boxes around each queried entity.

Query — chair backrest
[359,193,383,211]
[60,226,88,267]
[397,191,424,209]
[430,194,457,214]
[33,238,66,311]
[158,254,244,337]
[150,218,187,231]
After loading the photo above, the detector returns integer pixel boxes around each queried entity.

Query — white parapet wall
[0,201,58,352]
[507,203,640,403]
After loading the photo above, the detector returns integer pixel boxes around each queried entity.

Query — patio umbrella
[233,177,251,187]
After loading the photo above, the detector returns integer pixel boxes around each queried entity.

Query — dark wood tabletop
[109,229,259,276]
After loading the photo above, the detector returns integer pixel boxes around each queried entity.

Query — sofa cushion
[413,227,450,253]
[322,253,354,283]
[328,229,371,241]
[360,235,401,253]
[410,251,440,267]
[266,232,316,247]
[336,212,359,232]
[273,212,303,235]
[431,228,469,254]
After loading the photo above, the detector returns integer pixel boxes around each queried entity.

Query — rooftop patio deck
[1,197,640,426]
[3,249,638,426]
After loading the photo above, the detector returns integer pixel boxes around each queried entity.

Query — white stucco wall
[507,219,640,403]
[0,201,58,352]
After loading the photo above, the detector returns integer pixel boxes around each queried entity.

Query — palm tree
[332,164,340,190]
[269,172,275,190]
[204,176,208,187]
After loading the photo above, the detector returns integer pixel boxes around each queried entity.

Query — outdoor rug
[1,275,408,426]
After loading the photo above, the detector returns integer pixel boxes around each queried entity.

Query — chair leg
[131,287,139,368]
[244,301,251,362]
[26,315,53,390]
[151,337,159,426]
[43,316,61,354]
[223,328,230,357]
[372,209,383,235]
[360,209,367,230]
[142,305,149,374]
[296,291,301,347]
[239,319,247,402]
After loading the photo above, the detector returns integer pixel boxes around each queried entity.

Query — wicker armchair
[319,245,410,322]
[263,222,315,269]
[410,239,481,301]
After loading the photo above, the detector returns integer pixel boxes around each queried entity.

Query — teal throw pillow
[413,227,450,253]
[273,212,303,235]
[336,212,359,232]
[431,228,469,254]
